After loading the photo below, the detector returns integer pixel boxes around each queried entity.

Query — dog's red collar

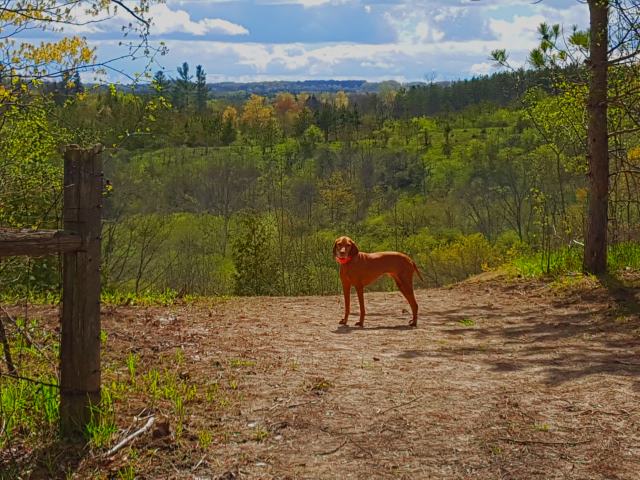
[336,256,353,265]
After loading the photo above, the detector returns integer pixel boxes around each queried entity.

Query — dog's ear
[348,239,359,256]
[332,239,339,257]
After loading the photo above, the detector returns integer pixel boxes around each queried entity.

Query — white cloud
[149,4,249,36]
[433,6,466,22]
[60,3,249,37]
[384,5,446,44]
[360,60,393,69]
[67,0,590,82]
[469,62,493,76]
[488,14,545,48]
[263,0,350,7]
[151,38,507,81]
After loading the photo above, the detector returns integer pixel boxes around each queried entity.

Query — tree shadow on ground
[398,279,640,390]
[1,437,86,479]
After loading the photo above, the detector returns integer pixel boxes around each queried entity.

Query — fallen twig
[287,399,320,409]
[378,395,424,415]
[499,437,591,446]
[192,454,207,471]
[316,439,348,456]
[614,359,640,366]
[348,437,373,457]
[105,416,155,457]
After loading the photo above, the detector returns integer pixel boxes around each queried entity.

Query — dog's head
[333,236,359,263]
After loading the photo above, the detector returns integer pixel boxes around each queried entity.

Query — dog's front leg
[339,279,351,325]
[355,284,365,327]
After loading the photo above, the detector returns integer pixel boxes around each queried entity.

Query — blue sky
[67,0,589,83]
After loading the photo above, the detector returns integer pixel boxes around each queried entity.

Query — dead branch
[614,359,640,366]
[0,306,32,348]
[0,372,58,389]
[316,439,348,456]
[0,313,16,375]
[377,395,424,415]
[499,437,592,446]
[347,437,374,457]
[191,454,207,471]
[104,416,156,457]
[0,306,58,367]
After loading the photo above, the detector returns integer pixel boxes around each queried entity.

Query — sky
[65,0,589,83]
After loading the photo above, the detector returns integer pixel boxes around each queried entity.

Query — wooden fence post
[59,144,103,437]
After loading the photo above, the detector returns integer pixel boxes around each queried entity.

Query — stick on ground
[105,416,156,457]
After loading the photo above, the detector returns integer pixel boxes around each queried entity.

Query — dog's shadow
[332,324,416,334]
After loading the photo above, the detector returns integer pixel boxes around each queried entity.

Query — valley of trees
[3,60,640,299]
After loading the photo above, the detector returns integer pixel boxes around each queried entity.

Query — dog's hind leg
[354,284,366,327]
[394,275,419,327]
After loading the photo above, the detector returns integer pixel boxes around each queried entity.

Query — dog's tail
[413,261,425,282]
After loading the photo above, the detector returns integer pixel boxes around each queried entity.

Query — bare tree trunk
[584,0,609,274]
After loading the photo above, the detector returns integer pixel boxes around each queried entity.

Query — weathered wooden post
[59,144,103,437]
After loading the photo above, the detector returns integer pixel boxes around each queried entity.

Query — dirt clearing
[4,276,640,479]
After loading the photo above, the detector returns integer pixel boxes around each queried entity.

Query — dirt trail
[6,277,640,479]
[97,277,640,479]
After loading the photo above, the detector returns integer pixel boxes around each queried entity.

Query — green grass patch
[229,358,256,368]
[458,318,476,327]
[0,375,59,447]
[508,241,640,279]
[101,288,193,307]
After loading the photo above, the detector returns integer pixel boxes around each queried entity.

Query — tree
[274,92,301,136]
[195,65,208,113]
[173,62,194,111]
[152,70,171,95]
[584,0,609,273]
[221,106,239,145]
[232,213,279,295]
[0,1,158,115]
[241,94,281,153]
[492,1,640,274]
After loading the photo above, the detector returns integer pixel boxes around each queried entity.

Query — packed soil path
[97,276,640,479]
[6,277,640,479]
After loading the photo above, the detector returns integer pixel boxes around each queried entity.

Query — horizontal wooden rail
[0,228,81,257]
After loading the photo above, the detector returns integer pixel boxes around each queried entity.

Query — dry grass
[2,276,640,479]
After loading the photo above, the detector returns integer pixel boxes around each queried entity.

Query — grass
[0,288,214,307]
[254,427,270,442]
[229,358,256,368]
[86,388,118,449]
[0,312,245,478]
[126,352,139,383]
[0,315,59,449]
[533,422,551,432]
[0,374,59,448]
[198,430,213,450]
[116,465,136,480]
[509,241,640,279]
[101,288,197,307]
[458,318,476,327]
[310,377,332,393]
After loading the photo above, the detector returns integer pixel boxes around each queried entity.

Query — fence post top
[62,144,104,155]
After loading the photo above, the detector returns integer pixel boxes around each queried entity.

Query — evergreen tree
[173,62,194,111]
[195,65,208,113]
[152,69,170,95]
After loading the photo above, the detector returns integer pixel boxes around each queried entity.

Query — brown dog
[333,236,424,327]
